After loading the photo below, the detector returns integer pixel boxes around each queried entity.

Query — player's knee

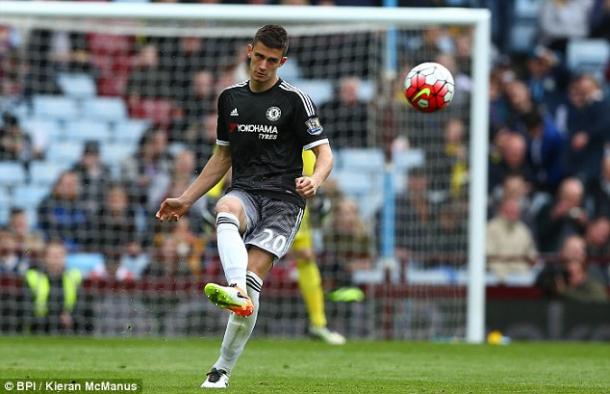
[215,200,239,215]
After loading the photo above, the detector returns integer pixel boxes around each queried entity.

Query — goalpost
[0,2,489,343]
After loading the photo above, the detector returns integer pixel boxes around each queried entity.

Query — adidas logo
[230,108,239,117]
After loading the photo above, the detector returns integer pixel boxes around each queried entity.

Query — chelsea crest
[266,106,281,122]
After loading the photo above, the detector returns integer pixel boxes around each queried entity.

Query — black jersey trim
[303,138,329,150]
[279,82,315,117]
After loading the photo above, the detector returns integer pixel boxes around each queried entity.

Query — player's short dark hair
[253,25,289,56]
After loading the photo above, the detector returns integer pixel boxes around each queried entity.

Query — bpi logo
[229,123,237,133]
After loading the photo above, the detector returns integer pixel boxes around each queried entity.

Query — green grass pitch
[1,337,610,393]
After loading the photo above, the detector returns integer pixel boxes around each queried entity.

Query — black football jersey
[216,78,329,207]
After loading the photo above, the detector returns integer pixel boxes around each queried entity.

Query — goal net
[0,3,488,341]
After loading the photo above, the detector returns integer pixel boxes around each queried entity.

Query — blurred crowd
[0,0,610,317]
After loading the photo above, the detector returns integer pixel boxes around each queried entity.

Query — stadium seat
[358,80,376,102]
[12,184,50,209]
[20,118,64,141]
[295,80,333,106]
[32,95,79,121]
[29,161,68,186]
[331,170,382,196]
[101,143,134,165]
[82,97,128,122]
[567,39,610,77]
[64,120,112,143]
[0,188,9,225]
[45,142,83,165]
[57,73,97,98]
[66,253,107,278]
[394,148,425,171]
[113,119,150,144]
[0,162,26,188]
[339,148,385,173]
[354,193,383,222]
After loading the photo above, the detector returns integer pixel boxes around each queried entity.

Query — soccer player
[156,25,333,389]
[294,150,345,345]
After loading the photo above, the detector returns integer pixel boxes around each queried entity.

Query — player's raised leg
[204,195,253,317]
[202,248,272,389]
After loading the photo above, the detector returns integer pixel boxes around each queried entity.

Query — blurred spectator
[8,208,45,269]
[155,218,205,276]
[486,198,538,282]
[24,29,60,95]
[584,217,610,282]
[142,236,192,335]
[180,69,216,125]
[120,127,172,209]
[488,132,535,194]
[587,155,610,218]
[525,46,569,110]
[126,44,172,117]
[391,167,438,265]
[90,184,137,274]
[322,198,372,289]
[565,74,610,185]
[535,177,588,253]
[144,237,192,278]
[399,27,454,67]
[590,0,610,41]
[536,235,607,302]
[503,80,535,133]
[149,149,204,220]
[488,66,512,137]
[166,36,208,96]
[23,241,86,333]
[490,174,541,229]
[37,171,91,251]
[0,25,23,99]
[319,76,370,148]
[538,0,594,54]
[71,141,111,214]
[49,31,94,74]
[435,117,468,198]
[0,230,27,275]
[24,30,95,95]
[115,241,150,282]
[126,43,171,99]
[0,112,36,163]
[522,109,565,193]
[490,173,530,212]
[431,201,468,266]
[177,113,217,166]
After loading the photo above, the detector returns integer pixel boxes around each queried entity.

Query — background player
[293,150,346,345]
[156,25,333,389]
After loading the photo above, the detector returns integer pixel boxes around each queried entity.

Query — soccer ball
[404,62,454,113]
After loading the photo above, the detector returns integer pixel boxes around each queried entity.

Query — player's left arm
[296,143,333,199]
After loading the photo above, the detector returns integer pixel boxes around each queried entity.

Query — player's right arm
[156,145,232,221]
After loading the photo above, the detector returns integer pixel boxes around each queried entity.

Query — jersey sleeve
[292,91,329,150]
[216,91,230,146]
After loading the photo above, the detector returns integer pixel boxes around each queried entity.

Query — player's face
[248,42,287,83]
